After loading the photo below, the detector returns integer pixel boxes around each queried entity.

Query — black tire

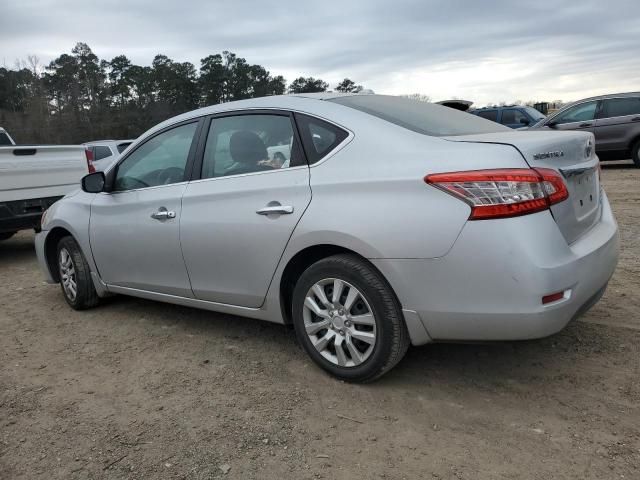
[632,140,640,168]
[56,236,100,310]
[292,254,410,383]
[0,232,16,241]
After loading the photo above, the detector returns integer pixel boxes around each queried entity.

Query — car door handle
[632,117,640,122]
[579,122,593,127]
[256,205,294,215]
[151,208,176,220]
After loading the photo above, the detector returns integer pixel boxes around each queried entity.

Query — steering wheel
[154,167,185,185]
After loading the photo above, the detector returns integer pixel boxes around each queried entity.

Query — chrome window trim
[188,164,309,185]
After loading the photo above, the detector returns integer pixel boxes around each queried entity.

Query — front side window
[602,97,640,118]
[553,101,598,125]
[476,110,499,122]
[201,114,302,179]
[94,145,112,160]
[501,109,528,125]
[114,122,197,191]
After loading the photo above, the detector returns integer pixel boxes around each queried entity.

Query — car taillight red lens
[424,168,568,220]
[85,148,96,173]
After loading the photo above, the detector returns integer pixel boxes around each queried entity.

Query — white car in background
[83,139,135,171]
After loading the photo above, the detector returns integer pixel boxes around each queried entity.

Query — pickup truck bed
[0,145,89,235]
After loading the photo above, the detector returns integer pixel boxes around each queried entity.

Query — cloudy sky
[1,0,639,105]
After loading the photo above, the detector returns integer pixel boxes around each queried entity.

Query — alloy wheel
[302,278,377,367]
[59,248,77,302]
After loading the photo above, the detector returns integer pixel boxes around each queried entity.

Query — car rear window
[602,97,640,118]
[329,95,509,136]
[93,145,112,160]
[0,132,12,145]
[476,110,499,122]
[117,142,132,153]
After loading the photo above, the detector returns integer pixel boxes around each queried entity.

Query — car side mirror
[546,120,557,128]
[519,118,530,125]
[81,171,105,193]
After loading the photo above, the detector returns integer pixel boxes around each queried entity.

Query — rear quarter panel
[289,119,532,260]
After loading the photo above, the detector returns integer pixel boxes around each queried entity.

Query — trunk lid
[444,130,600,244]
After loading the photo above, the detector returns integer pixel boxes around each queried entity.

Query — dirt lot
[1,162,639,479]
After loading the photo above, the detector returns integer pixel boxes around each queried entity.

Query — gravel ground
[1,161,639,479]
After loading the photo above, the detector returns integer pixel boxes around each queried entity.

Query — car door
[180,111,311,308]
[546,100,599,135]
[89,120,202,297]
[592,96,640,154]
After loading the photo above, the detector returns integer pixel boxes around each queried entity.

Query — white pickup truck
[0,128,91,240]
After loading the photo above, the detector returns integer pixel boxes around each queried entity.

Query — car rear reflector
[542,291,565,304]
[424,168,568,220]
[85,148,96,173]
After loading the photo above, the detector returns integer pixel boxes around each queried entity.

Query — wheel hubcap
[302,278,377,367]
[59,248,77,301]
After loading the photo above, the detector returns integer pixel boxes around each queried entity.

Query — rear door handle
[579,122,593,127]
[151,208,176,220]
[256,205,294,215]
[632,117,640,122]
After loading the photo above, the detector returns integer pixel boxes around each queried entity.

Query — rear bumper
[373,191,619,343]
[0,196,62,233]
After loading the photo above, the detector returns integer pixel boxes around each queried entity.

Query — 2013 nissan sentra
[36,93,619,382]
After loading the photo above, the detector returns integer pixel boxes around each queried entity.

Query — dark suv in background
[470,105,546,129]
[527,92,640,167]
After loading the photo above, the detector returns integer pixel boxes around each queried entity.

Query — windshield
[523,106,545,121]
[328,95,510,136]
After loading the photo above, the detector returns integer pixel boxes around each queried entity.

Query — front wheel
[57,236,100,310]
[292,254,410,382]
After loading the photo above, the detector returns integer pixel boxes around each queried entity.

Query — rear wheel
[632,140,640,168]
[292,254,409,382]
[57,236,99,310]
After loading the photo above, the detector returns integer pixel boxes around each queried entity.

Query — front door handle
[151,208,176,220]
[632,116,640,122]
[256,205,294,215]
[579,122,593,128]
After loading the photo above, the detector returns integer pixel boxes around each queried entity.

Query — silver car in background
[36,94,619,382]
[83,139,135,171]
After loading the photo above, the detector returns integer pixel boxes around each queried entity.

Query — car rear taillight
[424,168,568,220]
[85,148,96,173]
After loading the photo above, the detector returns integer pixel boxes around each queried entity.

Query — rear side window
[476,110,499,122]
[501,109,528,125]
[0,132,12,145]
[94,145,112,160]
[602,97,640,118]
[117,142,132,153]
[329,95,509,136]
[294,114,348,164]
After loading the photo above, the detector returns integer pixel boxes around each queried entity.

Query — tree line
[0,43,363,144]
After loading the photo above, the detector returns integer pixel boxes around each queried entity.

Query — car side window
[601,97,640,118]
[294,113,349,164]
[476,110,499,122]
[201,114,303,179]
[114,122,197,191]
[553,101,598,125]
[501,109,528,125]
[94,145,112,160]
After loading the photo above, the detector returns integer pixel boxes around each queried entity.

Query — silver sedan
[36,93,619,382]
